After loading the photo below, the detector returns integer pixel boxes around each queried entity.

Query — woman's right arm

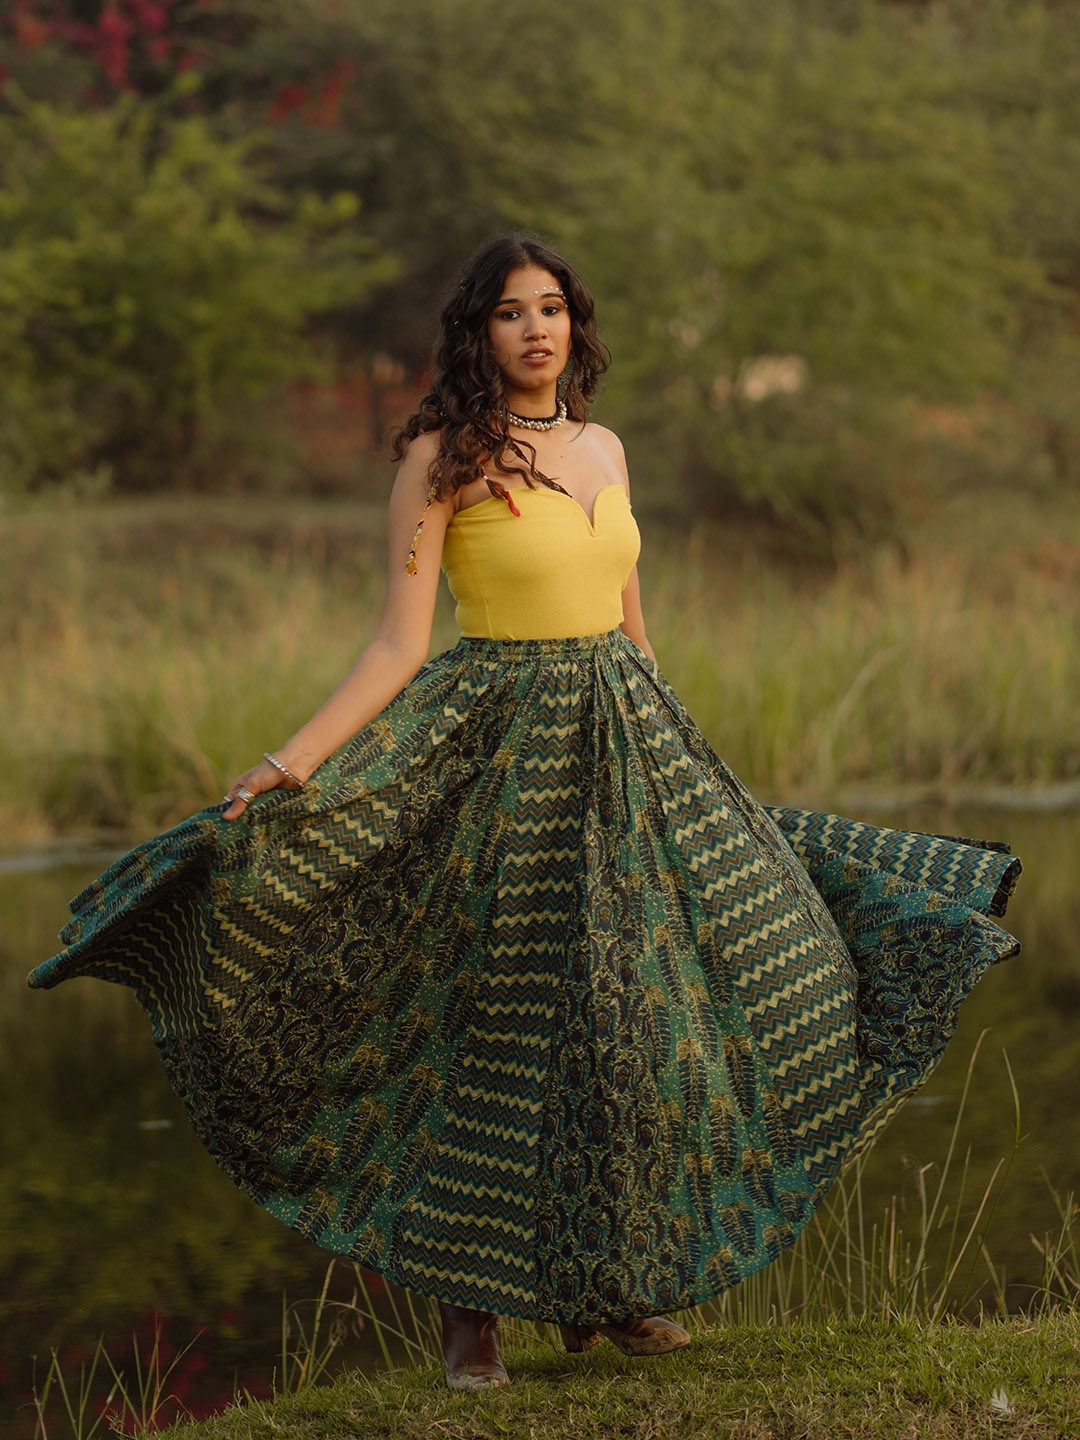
[223,435,451,819]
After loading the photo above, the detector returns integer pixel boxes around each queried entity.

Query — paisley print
[28,629,1020,1323]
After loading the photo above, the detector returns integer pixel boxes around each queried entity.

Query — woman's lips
[521,350,554,365]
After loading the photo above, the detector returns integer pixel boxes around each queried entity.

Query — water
[2,806,1077,1432]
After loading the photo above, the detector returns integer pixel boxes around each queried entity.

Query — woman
[30,234,1021,1393]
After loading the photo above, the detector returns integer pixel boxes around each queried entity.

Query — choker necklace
[505,400,567,432]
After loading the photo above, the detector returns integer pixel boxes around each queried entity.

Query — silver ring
[236,785,255,803]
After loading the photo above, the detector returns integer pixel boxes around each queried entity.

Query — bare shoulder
[392,429,443,498]
[398,428,442,470]
[582,422,626,458]
[581,422,630,487]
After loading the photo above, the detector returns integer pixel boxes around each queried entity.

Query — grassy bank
[17,1027,1080,1439]
[3,490,1080,845]
[156,1316,1080,1440]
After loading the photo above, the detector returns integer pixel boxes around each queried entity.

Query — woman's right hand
[222,757,304,821]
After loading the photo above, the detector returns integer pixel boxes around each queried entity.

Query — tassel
[405,481,439,575]
[484,474,522,518]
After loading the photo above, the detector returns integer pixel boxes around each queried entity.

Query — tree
[4,0,1079,527]
[0,91,395,492]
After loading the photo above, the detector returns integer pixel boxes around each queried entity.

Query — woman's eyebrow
[494,291,565,305]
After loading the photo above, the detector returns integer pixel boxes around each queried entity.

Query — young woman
[30,234,1021,1393]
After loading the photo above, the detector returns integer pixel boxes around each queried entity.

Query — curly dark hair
[391,232,610,500]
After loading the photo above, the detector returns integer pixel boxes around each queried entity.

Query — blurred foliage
[1,0,1079,539]
[0,90,394,492]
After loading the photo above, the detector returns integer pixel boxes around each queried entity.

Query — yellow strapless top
[441,483,641,640]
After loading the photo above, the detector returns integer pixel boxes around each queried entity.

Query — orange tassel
[486,477,522,518]
[406,481,439,574]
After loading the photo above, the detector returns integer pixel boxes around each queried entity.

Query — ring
[236,785,255,803]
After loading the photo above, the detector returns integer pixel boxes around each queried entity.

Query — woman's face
[487,264,572,403]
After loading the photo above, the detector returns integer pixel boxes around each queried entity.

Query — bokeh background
[2,1,1079,1434]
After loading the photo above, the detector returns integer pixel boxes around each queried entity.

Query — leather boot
[439,1302,510,1390]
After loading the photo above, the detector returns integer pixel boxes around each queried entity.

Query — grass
[29,1320,203,1440]
[150,1315,1080,1439]
[3,487,1080,846]
[26,1039,1080,1437]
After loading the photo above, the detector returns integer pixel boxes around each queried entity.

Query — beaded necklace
[504,400,567,432]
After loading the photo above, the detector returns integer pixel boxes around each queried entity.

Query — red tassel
[487,478,522,518]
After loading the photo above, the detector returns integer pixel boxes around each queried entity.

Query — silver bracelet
[263,752,305,786]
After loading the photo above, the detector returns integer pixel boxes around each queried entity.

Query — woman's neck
[501,381,559,418]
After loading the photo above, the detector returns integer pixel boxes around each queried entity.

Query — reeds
[4,493,1079,844]
[647,530,1080,800]
[30,1319,202,1438]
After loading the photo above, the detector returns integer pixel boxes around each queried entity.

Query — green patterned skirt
[29,629,1020,1324]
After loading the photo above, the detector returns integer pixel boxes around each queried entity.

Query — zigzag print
[28,629,1021,1322]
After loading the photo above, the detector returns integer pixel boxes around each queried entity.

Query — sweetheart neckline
[452,482,626,535]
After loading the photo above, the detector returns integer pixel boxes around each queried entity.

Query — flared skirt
[28,630,1020,1323]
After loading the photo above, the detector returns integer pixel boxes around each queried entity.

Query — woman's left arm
[619,565,655,662]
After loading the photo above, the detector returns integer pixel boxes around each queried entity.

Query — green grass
[4,488,1080,846]
[158,1315,1080,1440]
[25,1038,1080,1438]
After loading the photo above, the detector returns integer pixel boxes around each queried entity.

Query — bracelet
[263,752,305,786]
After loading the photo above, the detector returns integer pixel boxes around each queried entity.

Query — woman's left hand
[222,758,304,821]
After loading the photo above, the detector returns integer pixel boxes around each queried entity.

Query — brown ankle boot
[560,1315,691,1356]
[439,1302,510,1391]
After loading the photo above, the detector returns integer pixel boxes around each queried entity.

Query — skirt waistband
[452,629,623,662]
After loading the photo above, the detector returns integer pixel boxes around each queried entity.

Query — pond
[2,805,1078,1433]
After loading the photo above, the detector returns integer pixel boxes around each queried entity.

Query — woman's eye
[496,310,520,321]
[542,305,563,316]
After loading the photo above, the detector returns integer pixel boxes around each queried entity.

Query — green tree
[551,2,1059,538]
[170,0,1077,535]
[0,91,396,493]
[4,1,1080,532]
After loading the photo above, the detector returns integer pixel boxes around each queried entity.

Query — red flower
[129,0,171,33]
[269,80,308,123]
[12,4,53,51]
[304,59,356,128]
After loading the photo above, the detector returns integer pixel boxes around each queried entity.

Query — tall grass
[3,492,1079,844]
[31,1319,202,1438]
[647,524,1080,800]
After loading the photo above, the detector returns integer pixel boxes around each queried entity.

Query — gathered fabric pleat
[29,630,1020,1323]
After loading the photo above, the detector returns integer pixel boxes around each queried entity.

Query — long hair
[391,233,609,498]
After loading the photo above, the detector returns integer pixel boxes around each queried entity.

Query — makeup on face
[488,266,572,393]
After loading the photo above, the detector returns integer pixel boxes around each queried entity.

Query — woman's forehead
[497,264,564,300]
